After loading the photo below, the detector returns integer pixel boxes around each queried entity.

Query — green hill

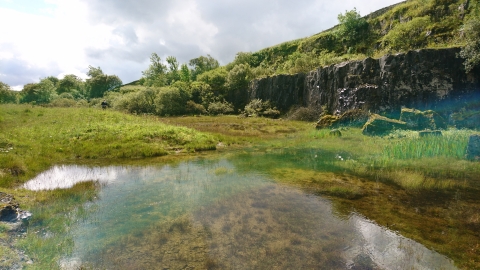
[231,0,477,78]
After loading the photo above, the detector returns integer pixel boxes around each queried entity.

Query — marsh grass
[383,129,472,160]
[0,105,219,187]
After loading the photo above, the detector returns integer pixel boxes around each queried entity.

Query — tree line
[0,52,273,117]
[1,4,478,117]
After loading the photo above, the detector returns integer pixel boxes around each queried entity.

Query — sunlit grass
[0,104,220,187]
[383,129,472,160]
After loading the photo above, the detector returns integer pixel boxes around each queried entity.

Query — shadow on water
[21,148,476,269]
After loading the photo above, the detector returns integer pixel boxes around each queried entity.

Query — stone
[362,114,406,136]
[466,134,480,161]
[400,108,447,130]
[0,192,31,222]
[316,115,339,129]
[331,109,371,128]
[329,129,342,137]
[0,192,19,222]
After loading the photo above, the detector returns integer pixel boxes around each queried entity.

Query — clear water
[24,154,457,269]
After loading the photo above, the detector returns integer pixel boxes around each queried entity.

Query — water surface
[24,155,457,269]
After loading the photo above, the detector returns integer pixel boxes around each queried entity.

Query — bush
[185,100,207,115]
[113,88,158,114]
[207,101,234,115]
[0,82,18,104]
[155,86,191,116]
[243,99,280,118]
[382,16,431,51]
[287,106,323,122]
[48,98,77,107]
[459,19,480,73]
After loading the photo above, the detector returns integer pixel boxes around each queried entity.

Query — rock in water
[0,192,19,222]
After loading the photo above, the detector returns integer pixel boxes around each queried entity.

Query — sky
[0,0,403,90]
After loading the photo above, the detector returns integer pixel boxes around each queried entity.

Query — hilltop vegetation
[1,0,478,119]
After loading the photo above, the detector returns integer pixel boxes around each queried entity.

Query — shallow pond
[23,149,463,270]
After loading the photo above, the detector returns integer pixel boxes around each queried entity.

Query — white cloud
[0,0,403,88]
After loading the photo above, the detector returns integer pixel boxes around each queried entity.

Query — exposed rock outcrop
[249,48,479,121]
[362,114,406,136]
[316,109,370,129]
[248,74,305,113]
[399,108,447,130]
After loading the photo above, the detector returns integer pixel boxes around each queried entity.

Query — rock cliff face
[248,48,479,116]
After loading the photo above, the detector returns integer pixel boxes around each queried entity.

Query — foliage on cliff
[243,0,477,76]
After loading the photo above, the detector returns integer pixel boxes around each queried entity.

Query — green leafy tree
[20,79,57,104]
[57,74,86,99]
[87,66,104,78]
[189,55,220,81]
[165,56,181,84]
[336,8,369,51]
[460,19,480,73]
[155,86,192,116]
[226,52,262,70]
[44,76,59,86]
[189,81,212,106]
[196,67,228,96]
[225,64,252,109]
[142,53,167,87]
[0,82,18,104]
[113,88,158,114]
[86,66,122,98]
[180,63,191,83]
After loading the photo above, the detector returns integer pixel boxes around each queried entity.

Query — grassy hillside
[236,0,478,77]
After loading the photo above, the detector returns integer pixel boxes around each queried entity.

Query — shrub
[185,100,207,115]
[382,16,431,50]
[48,98,77,107]
[287,106,323,122]
[244,99,280,118]
[113,88,158,114]
[207,101,234,115]
[459,19,480,73]
[155,86,191,116]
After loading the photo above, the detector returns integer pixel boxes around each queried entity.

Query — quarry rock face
[248,73,305,112]
[248,48,479,117]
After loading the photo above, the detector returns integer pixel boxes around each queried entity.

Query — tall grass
[383,129,472,160]
[0,105,220,187]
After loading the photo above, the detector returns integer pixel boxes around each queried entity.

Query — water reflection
[22,165,122,190]
[24,159,456,269]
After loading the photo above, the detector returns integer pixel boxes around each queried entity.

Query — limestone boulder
[362,114,406,136]
[400,108,447,130]
[316,115,339,129]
